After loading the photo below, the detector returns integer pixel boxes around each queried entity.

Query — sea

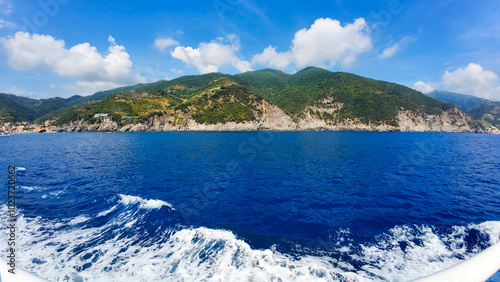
[1,131,499,281]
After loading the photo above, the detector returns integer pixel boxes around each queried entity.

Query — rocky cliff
[54,101,482,133]
[49,68,487,133]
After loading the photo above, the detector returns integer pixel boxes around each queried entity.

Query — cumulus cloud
[252,46,293,70]
[171,34,252,73]
[442,63,500,100]
[412,81,435,93]
[378,36,417,59]
[155,37,179,52]
[1,32,145,93]
[252,18,372,70]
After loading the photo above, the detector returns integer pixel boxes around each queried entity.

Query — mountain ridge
[0,67,487,133]
[425,90,490,111]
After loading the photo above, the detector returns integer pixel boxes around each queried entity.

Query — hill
[425,90,490,111]
[44,67,481,133]
[466,101,500,129]
[0,93,76,123]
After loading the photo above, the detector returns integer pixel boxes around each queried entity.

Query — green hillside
[0,93,82,122]
[467,102,500,128]
[1,67,467,128]
[238,67,455,125]
[54,76,266,126]
[426,90,490,111]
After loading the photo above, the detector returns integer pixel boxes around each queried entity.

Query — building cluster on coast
[0,120,56,134]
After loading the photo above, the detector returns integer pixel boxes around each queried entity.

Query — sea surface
[1,131,499,281]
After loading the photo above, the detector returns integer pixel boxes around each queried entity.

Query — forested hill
[0,67,483,132]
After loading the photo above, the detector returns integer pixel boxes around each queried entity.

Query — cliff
[49,68,484,133]
[54,100,481,133]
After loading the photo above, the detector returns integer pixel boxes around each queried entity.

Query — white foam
[16,167,26,171]
[472,221,500,245]
[352,222,500,280]
[50,190,64,197]
[20,185,41,191]
[118,194,174,210]
[97,206,116,217]
[1,203,499,282]
[68,215,91,225]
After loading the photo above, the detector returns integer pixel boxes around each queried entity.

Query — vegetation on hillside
[0,93,73,122]
[53,78,266,126]
[54,91,179,126]
[467,102,500,127]
[426,90,490,111]
[180,84,262,124]
[1,67,468,128]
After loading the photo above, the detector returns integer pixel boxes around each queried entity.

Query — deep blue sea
[1,132,499,281]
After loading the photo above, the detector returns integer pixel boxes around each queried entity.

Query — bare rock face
[144,99,296,131]
[57,120,119,133]
[53,100,483,133]
[396,107,480,133]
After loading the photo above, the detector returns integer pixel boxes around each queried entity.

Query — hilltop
[1,67,484,133]
[425,90,490,111]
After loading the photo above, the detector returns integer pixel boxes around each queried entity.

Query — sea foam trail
[118,194,175,210]
[20,185,41,191]
[352,222,500,281]
[1,202,499,282]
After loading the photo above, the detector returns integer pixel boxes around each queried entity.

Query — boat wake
[1,195,499,282]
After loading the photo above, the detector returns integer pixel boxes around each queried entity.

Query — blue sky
[0,0,499,100]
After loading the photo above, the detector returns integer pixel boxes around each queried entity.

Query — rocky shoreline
[50,106,491,134]
[42,97,497,133]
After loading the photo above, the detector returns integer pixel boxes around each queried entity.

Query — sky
[0,0,499,100]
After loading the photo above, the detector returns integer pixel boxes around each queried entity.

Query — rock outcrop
[54,101,484,133]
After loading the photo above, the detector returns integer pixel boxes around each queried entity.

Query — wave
[97,206,117,217]
[68,215,91,225]
[16,166,26,171]
[118,194,175,210]
[351,222,500,280]
[1,199,499,282]
[20,185,41,191]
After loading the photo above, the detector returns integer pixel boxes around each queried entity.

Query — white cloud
[0,19,15,29]
[9,85,34,96]
[292,18,372,68]
[253,18,372,70]
[379,44,400,59]
[170,68,183,74]
[442,63,500,100]
[155,37,179,52]
[61,81,127,97]
[171,35,252,74]
[1,32,145,93]
[252,46,292,70]
[412,81,435,93]
[0,0,12,15]
[379,36,417,59]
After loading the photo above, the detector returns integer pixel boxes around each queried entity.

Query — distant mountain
[0,93,77,122]
[425,90,490,111]
[46,67,481,133]
[466,101,500,128]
